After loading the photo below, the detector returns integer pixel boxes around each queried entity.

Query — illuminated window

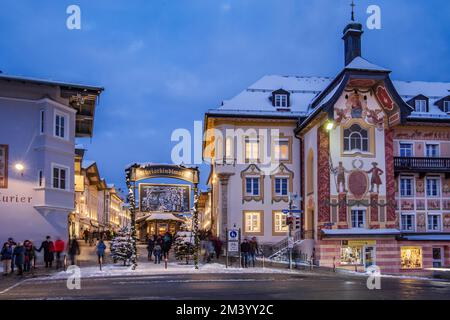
[343,124,368,152]
[340,246,363,265]
[225,137,233,160]
[400,247,422,269]
[274,139,289,160]
[273,211,288,233]
[244,211,262,233]
[245,137,259,161]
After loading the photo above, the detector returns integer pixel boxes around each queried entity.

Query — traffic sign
[282,209,303,214]
[228,241,239,252]
[228,229,238,240]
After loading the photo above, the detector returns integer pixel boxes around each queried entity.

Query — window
[340,246,363,265]
[351,209,365,228]
[274,94,288,108]
[399,143,413,157]
[444,101,450,113]
[401,214,415,231]
[38,170,44,187]
[425,144,439,157]
[225,137,233,160]
[39,110,45,134]
[274,177,288,196]
[400,247,422,269]
[432,248,443,267]
[245,137,259,161]
[244,211,262,233]
[400,177,414,197]
[52,165,68,190]
[274,139,289,161]
[245,177,260,196]
[427,214,441,231]
[273,211,288,233]
[426,177,440,197]
[343,124,369,152]
[54,112,67,139]
[415,99,427,112]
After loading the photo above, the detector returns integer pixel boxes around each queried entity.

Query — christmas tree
[110,227,134,266]
[173,231,194,263]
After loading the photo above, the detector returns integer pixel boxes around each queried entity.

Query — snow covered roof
[344,56,390,72]
[322,228,400,236]
[401,234,450,241]
[81,160,96,169]
[208,73,450,120]
[136,212,186,223]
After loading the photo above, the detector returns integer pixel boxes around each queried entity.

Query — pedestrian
[83,229,89,244]
[240,238,250,268]
[162,233,172,260]
[67,238,80,266]
[54,237,65,270]
[249,237,259,267]
[146,236,155,261]
[37,236,55,268]
[213,237,222,259]
[153,242,162,264]
[23,240,36,272]
[7,238,16,273]
[96,240,106,265]
[207,238,215,263]
[1,242,12,276]
[13,242,25,276]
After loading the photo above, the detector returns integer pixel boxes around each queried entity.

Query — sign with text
[227,228,240,256]
[139,184,190,213]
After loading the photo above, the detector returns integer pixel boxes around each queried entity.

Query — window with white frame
[274,94,288,108]
[54,111,67,139]
[444,101,450,113]
[427,214,442,231]
[38,170,44,187]
[39,110,45,134]
[273,211,288,233]
[245,177,260,196]
[399,143,413,157]
[351,209,366,228]
[52,165,68,190]
[245,137,259,161]
[425,144,439,157]
[343,124,369,152]
[225,137,233,160]
[274,139,289,161]
[400,177,414,197]
[415,99,427,112]
[244,211,262,233]
[274,177,288,196]
[426,177,440,197]
[401,214,415,231]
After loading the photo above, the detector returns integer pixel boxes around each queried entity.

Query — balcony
[394,157,450,173]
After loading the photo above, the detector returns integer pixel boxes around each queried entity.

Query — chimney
[342,22,363,66]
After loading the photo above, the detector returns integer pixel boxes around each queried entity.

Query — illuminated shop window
[340,246,363,265]
[400,247,423,269]
[273,211,288,233]
[244,211,262,233]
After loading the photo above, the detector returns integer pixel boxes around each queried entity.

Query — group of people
[202,235,223,263]
[146,232,173,264]
[1,236,69,276]
[240,237,260,268]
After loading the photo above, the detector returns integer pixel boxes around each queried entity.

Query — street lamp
[325,121,335,131]
[14,163,25,176]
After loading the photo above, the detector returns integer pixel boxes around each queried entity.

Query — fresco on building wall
[139,184,190,213]
[427,199,441,210]
[401,200,414,211]
[443,180,450,196]
[417,213,426,230]
[394,129,450,141]
[444,214,450,230]
[416,199,426,210]
[416,179,425,196]
[0,145,7,189]
[443,199,450,211]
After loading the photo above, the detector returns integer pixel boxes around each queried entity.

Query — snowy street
[0,262,449,300]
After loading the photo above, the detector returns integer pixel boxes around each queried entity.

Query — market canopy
[136,212,186,223]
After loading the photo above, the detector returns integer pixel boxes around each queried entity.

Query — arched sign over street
[127,164,199,184]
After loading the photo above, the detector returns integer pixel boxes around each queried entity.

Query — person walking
[240,239,250,268]
[1,242,12,276]
[37,236,55,268]
[7,238,16,273]
[213,237,222,260]
[83,229,89,244]
[13,242,25,276]
[23,240,36,272]
[54,237,65,270]
[67,238,80,266]
[146,236,155,262]
[153,241,162,264]
[96,240,106,265]
[162,233,172,260]
[249,237,259,267]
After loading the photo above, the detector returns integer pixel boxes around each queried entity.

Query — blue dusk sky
[1,0,449,191]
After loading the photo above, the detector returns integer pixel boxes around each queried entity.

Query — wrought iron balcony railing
[394,157,450,173]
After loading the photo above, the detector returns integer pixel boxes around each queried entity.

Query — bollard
[165,257,168,269]
[333,256,336,272]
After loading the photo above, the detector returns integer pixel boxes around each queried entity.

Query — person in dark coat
[248,237,259,267]
[146,237,155,261]
[37,236,55,268]
[13,242,25,276]
[7,238,16,273]
[1,242,13,275]
[23,240,36,272]
[68,239,80,266]
[96,240,106,265]
[162,233,172,260]
[240,239,250,268]
[213,237,223,259]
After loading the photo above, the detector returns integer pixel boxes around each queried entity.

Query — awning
[400,234,450,241]
[136,212,186,223]
[321,228,400,238]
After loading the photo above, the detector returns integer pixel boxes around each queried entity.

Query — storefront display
[400,246,422,269]
[340,246,363,265]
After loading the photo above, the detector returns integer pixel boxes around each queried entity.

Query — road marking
[0,278,30,295]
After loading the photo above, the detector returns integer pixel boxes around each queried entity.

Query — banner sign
[131,164,199,184]
[139,184,190,213]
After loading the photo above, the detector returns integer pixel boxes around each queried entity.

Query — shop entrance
[432,247,444,267]
[364,246,376,269]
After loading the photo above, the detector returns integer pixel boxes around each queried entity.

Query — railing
[394,157,450,172]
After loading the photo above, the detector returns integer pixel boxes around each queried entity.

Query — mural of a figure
[348,91,363,118]
[367,162,384,193]
[332,161,349,193]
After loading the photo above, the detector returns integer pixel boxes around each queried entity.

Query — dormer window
[271,89,290,109]
[415,100,427,112]
[444,101,450,113]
